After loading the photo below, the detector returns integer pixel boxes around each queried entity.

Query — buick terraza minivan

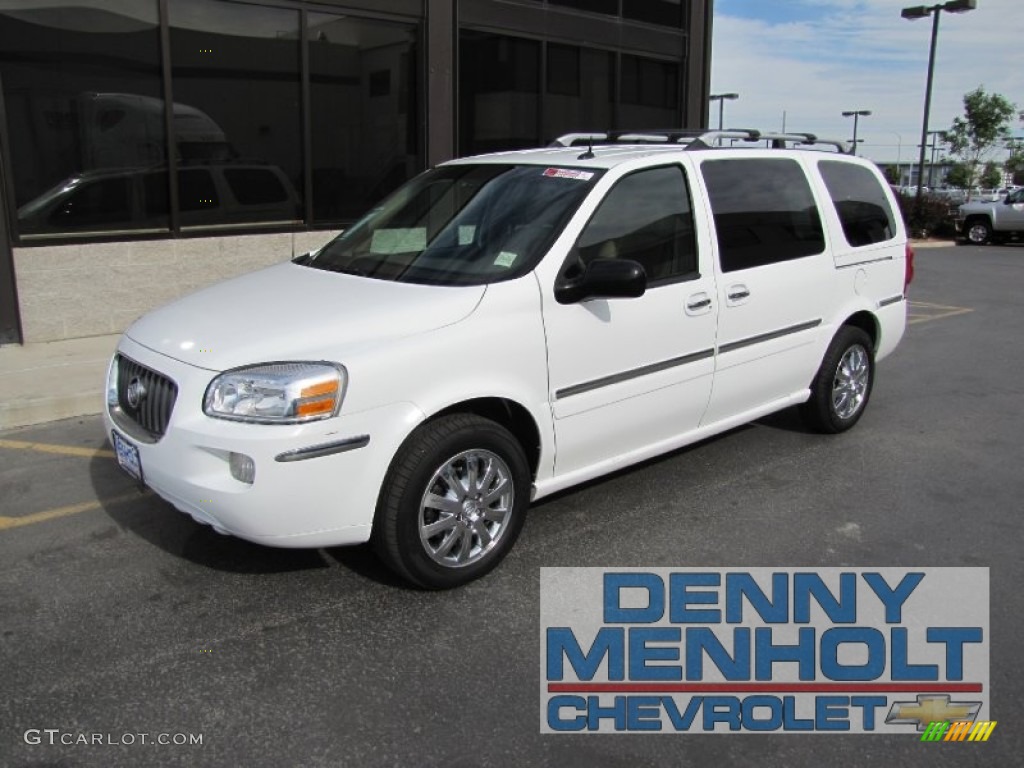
[105,129,912,588]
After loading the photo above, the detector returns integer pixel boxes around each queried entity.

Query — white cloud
[710,0,1024,162]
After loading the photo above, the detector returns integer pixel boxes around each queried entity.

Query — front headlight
[203,362,346,424]
[106,354,119,409]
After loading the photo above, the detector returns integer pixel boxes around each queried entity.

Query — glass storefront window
[459,32,540,156]
[168,0,302,227]
[544,44,614,142]
[623,0,683,28]
[619,54,680,128]
[0,1,167,236]
[308,13,420,224]
[549,0,617,15]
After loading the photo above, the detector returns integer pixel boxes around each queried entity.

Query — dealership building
[0,0,713,345]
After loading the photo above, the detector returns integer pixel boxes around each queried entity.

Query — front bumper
[104,335,424,548]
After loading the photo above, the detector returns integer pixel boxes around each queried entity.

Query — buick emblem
[126,377,147,409]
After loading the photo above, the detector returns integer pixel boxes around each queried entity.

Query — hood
[125,261,485,371]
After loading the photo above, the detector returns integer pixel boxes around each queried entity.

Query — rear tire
[801,326,875,434]
[373,414,529,589]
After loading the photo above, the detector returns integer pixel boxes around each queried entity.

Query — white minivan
[105,129,912,588]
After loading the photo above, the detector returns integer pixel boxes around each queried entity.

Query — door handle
[687,298,712,310]
[728,288,751,301]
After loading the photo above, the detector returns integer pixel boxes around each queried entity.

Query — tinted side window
[223,168,288,205]
[575,165,697,284]
[49,178,131,228]
[702,158,824,272]
[819,161,896,247]
[178,169,219,212]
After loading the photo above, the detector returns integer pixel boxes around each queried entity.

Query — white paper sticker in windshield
[543,168,594,181]
[494,251,518,268]
[370,228,426,254]
[458,225,476,245]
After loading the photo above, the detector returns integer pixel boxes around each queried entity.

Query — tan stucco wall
[12,230,338,343]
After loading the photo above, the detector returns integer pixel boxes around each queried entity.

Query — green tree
[944,162,971,188]
[944,87,1016,198]
[980,162,1002,189]
[1007,140,1024,186]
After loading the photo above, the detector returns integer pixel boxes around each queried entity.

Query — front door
[542,163,718,477]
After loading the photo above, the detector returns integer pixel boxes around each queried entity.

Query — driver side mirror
[555,258,647,305]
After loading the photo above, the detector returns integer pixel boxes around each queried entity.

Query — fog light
[229,452,256,484]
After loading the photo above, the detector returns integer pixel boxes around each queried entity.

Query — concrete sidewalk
[0,333,118,430]
[0,239,961,430]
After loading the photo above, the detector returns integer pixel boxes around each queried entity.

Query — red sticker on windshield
[543,168,594,181]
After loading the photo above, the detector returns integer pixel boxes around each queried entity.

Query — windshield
[303,163,603,286]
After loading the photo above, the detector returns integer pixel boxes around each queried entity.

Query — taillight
[904,243,915,291]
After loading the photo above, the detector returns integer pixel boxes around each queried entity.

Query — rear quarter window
[701,158,825,272]
[819,160,897,247]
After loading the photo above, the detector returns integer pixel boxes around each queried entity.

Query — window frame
[817,159,898,249]
[559,162,700,290]
[701,156,827,274]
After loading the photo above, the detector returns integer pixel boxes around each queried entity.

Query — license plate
[112,430,144,484]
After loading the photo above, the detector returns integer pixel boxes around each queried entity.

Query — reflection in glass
[623,0,683,28]
[549,0,617,15]
[0,1,167,234]
[618,55,680,129]
[308,13,421,224]
[703,158,825,272]
[169,0,301,227]
[459,32,540,156]
[544,45,614,143]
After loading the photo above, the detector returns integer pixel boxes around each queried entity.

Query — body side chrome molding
[555,348,715,400]
[718,319,823,355]
[275,435,370,462]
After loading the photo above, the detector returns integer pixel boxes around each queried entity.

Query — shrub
[894,193,958,239]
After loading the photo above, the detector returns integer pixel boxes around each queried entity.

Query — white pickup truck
[957,187,1024,244]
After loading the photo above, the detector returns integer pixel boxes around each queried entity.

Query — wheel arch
[427,397,543,480]
[839,310,880,352]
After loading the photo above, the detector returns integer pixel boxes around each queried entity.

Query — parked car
[17,164,299,235]
[956,186,1024,244]
[104,129,911,588]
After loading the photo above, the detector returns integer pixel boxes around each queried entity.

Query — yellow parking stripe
[907,301,973,325]
[0,490,150,531]
[0,438,115,459]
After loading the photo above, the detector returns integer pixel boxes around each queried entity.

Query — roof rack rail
[549,129,850,154]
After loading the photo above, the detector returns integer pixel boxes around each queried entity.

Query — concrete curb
[911,239,958,248]
[0,334,117,430]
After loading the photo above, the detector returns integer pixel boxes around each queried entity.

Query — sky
[709,0,1024,165]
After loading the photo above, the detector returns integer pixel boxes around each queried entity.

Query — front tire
[965,218,993,245]
[373,414,529,589]
[801,326,875,434]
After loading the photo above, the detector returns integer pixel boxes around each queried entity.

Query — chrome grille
[116,355,178,438]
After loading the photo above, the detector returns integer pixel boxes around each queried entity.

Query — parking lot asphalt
[1,243,1022,767]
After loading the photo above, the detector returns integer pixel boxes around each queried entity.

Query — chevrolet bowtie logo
[885,694,981,731]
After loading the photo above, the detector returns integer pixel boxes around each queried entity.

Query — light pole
[926,129,945,187]
[901,0,977,219]
[709,93,739,130]
[842,110,872,155]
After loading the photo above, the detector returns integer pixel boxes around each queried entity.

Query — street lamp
[926,129,945,187]
[709,93,739,130]
[901,0,977,218]
[842,110,872,155]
